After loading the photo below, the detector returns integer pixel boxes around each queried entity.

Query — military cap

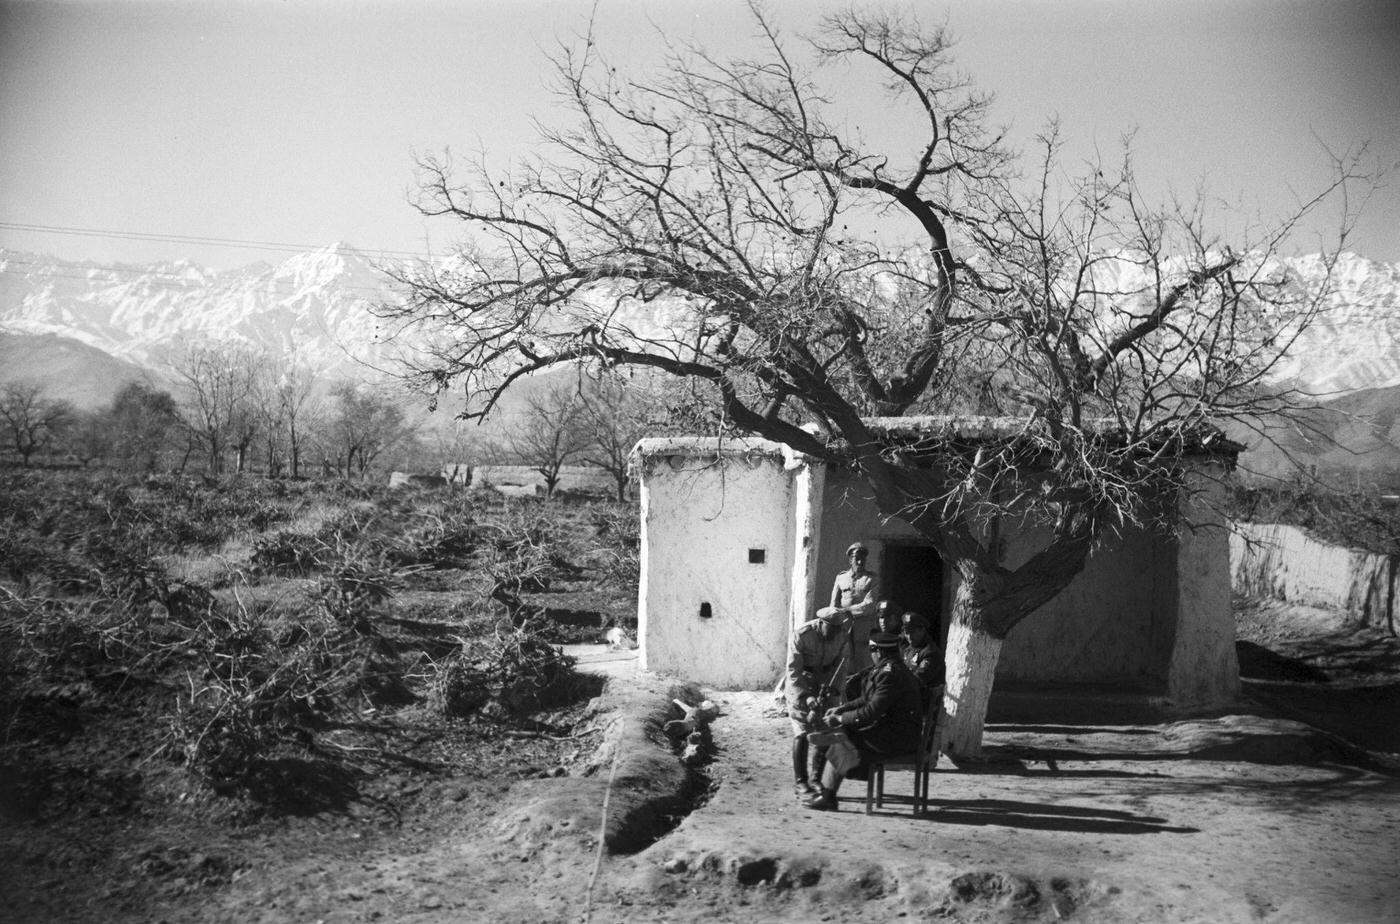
[901,611,929,630]
[867,631,902,650]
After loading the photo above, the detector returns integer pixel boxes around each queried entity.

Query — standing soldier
[785,606,853,799]
[830,541,877,670]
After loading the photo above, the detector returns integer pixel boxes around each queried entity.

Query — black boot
[804,787,838,811]
[792,738,815,798]
[811,746,828,786]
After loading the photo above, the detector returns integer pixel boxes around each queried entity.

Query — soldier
[785,606,853,799]
[804,631,923,811]
[875,599,903,635]
[901,610,946,709]
[830,541,877,669]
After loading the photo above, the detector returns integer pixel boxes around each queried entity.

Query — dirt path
[606,690,1400,923]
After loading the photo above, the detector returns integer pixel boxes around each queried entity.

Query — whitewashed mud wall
[635,441,795,689]
[1231,522,1397,633]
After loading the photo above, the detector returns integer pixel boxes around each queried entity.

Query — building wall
[997,523,1176,688]
[636,443,1237,704]
[1232,521,1398,632]
[636,449,795,689]
[1166,470,1240,705]
[814,467,1204,691]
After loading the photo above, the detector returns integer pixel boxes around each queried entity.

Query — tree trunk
[939,618,1004,760]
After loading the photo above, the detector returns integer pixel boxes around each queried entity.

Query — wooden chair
[864,687,944,815]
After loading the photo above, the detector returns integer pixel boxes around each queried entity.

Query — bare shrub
[429,620,579,718]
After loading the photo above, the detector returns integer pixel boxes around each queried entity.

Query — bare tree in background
[327,382,416,479]
[109,381,181,471]
[498,377,595,497]
[0,382,74,467]
[379,7,1373,752]
[250,357,323,478]
[578,370,655,501]
[169,341,261,476]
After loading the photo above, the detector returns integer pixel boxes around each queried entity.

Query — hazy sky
[2,0,1397,269]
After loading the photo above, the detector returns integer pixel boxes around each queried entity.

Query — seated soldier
[784,606,853,799]
[900,610,946,707]
[804,632,922,811]
[874,599,903,636]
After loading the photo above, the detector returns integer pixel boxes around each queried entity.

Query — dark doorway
[881,544,945,645]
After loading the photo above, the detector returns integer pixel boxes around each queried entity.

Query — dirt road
[612,689,1399,923]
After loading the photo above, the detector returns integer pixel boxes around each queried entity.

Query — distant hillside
[1235,383,1400,491]
[0,331,153,410]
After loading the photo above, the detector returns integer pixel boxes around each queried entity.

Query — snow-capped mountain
[1269,253,1400,396]
[2,245,1399,402]
[0,243,401,375]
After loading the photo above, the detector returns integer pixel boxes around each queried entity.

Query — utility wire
[0,255,402,299]
[0,220,436,261]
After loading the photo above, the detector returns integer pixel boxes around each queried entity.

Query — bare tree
[66,409,114,468]
[327,381,416,479]
[249,357,323,478]
[498,376,595,497]
[379,7,1373,753]
[108,381,181,472]
[0,382,74,466]
[578,370,654,501]
[278,362,322,479]
[169,340,261,476]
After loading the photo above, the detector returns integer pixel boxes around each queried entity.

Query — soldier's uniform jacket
[901,639,946,690]
[832,657,922,757]
[829,569,876,617]
[785,619,852,708]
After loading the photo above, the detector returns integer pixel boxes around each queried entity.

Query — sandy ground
[9,617,1399,924]
[585,646,1400,924]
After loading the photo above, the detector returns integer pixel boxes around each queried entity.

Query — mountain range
[1,245,1398,485]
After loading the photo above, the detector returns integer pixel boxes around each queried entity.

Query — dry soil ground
[5,601,1399,924]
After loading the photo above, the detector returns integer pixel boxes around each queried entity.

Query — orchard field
[0,470,640,921]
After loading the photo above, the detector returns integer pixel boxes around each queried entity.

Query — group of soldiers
[784,541,946,811]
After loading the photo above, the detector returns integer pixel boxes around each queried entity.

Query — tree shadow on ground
[917,797,1199,834]
[1279,629,1400,676]
[1242,679,1400,755]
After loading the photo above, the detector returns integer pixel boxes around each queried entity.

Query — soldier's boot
[804,786,839,811]
[811,746,828,787]
[792,738,816,798]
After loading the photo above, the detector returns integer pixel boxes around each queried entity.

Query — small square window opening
[748,548,766,564]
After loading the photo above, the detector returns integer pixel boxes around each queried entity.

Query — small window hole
[748,548,766,564]
[699,601,712,619]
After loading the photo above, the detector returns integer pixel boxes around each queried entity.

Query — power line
[0,256,400,299]
[0,220,435,261]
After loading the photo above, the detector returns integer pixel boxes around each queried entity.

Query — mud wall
[815,467,1239,700]
[1231,522,1398,634]
[635,441,795,689]
[997,522,1178,688]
